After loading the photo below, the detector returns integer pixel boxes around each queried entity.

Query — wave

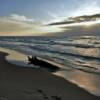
[27,45,100,60]
[0,36,100,75]
[0,36,100,49]
[0,41,100,63]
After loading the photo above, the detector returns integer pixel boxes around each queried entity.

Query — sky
[0,0,100,36]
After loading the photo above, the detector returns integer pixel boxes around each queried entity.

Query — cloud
[0,14,66,36]
[48,23,100,36]
[47,0,100,26]
[0,14,46,36]
[48,14,100,26]
[46,13,100,36]
[10,14,34,22]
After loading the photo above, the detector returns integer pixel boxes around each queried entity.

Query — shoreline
[0,48,100,100]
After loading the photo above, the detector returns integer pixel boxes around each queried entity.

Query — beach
[0,49,100,100]
[0,0,100,99]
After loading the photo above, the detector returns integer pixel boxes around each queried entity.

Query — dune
[0,49,100,100]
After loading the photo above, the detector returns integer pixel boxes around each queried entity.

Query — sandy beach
[0,50,100,100]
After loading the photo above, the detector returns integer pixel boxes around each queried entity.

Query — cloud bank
[47,13,100,36]
[0,14,45,36]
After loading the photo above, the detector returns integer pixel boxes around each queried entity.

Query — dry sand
[0,51,100,100]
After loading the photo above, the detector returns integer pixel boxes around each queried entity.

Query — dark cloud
[48,20,75,25]
[47,23,100,37]
[48,14,100,26]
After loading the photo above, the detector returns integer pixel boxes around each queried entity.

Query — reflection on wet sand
[0,48,32,67]
[0,47,26,60]
[54,69,100,96]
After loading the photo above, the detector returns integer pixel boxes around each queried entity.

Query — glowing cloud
[0,14,43,36]
[10,14,34,22]
[0,14,64,36]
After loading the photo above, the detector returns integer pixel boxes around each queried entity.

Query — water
[0,36,100,96]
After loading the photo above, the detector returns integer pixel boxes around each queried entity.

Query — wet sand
[0,50,100,100]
